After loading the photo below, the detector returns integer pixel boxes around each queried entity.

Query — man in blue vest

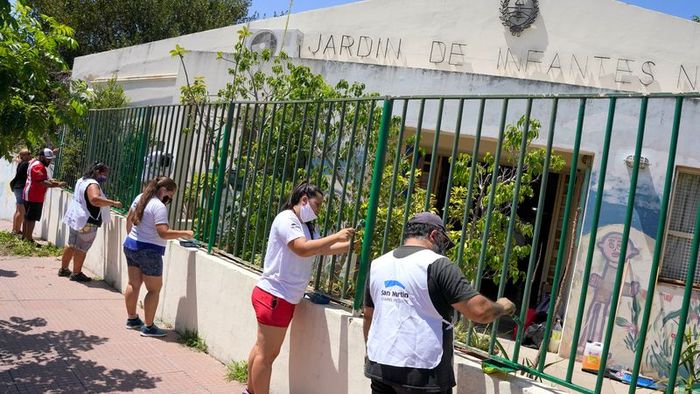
[363,212,516,393]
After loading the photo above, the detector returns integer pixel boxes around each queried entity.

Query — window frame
[659,166,700,288]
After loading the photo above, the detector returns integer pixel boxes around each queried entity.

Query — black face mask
[432,231,453,255]
[161,195,172,205]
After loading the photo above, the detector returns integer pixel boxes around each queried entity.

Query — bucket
[582,341,603,372]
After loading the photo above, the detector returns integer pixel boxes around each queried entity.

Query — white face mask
[300,201,318,223]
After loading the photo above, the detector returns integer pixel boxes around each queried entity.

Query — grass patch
[177,330,208,353]
[0,231,62,257]
[226,360,248,383]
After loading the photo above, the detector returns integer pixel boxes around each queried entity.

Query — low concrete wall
[38,188,564,394]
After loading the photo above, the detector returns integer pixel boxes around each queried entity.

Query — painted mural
[561,223,700,379]
[577,231,641,353]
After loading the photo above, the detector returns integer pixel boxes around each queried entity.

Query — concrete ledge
[38,188,567,394]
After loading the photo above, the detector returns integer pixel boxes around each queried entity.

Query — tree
[693,15,700,23]
[0,0,90,159]
[25,0,251,65]
[56,76,129,185]
[90,77,129,109]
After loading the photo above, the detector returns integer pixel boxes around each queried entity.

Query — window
[661,169,700,285]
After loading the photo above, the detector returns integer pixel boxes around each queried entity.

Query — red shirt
[23,159,48,203]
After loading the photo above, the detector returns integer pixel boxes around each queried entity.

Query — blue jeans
[13,188,24,204]
[123,247,164,277]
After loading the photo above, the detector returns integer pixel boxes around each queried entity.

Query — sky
[249,0,700,20]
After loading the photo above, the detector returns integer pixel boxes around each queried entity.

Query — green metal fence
[56,92,700,393]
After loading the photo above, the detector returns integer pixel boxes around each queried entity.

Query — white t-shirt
[257,209,318,304]
[126,193,169,247]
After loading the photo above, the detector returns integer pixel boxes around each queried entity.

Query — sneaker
[125,316,144,330]
[69,272,92,282]
[58,268,72,277]
[140,324,167,337]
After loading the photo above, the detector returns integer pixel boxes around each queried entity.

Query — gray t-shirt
[364,245,478,391]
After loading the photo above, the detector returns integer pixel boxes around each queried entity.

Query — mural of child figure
[578,231,641,353]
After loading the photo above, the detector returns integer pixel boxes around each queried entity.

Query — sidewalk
[0,253,246,393]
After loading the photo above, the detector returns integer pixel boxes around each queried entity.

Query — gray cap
[407,212,455,250]
[407,212,447,231]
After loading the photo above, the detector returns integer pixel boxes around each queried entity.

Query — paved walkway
[0,253,246,393]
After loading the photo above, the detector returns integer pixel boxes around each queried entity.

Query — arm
[156,224,194,240]
[318,240,351,256]
[126,208,136,234]
[86,184,122,208]
[363,307,374,343]
[287,227,354,258]
[452,295,514,324]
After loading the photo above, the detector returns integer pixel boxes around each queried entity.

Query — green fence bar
[489,98,533,354]
[222,103,249,250]
[193,105,216,239]
[666,203,700,393]
[232,104,260,257]
[316,102,335,188]
[565,97,616,381]
[466,99,508,348]
[400,98,425,242]
[321,101,349,292]
[455,99,485,269]
[340,100,369,298]
[242,104,270,263]
[441,99,465,223]
[425,98,444,210]
[133,107,153,199]
[289,103,311,193]
[353,98,393,312]
[513,98,559,362]
[199,105,223,241]
[489,356,595,394]
[474,99,509,290]
[628,97,683,392]
[250,103,278,263]
[208,103,236,253]
[343,100,377,299]
[594,97,648,394]
[539,98,586,372]
[260,104,290,260]
[381,99,409,254]
[305,102,322,181]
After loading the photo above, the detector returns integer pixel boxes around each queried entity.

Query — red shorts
[251,286,296,328]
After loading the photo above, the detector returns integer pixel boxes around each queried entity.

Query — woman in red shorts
[245,182,354,394]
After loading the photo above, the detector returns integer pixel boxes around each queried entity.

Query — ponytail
[133,176,177,225]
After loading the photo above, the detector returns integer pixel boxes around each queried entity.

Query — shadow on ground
[0,316,161,393]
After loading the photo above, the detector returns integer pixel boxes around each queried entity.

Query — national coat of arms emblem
[500,0,539,36]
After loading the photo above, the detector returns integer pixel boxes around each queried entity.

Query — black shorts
[24,201,44,222]
[371,379,452,394]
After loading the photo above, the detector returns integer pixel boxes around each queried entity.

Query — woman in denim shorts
[9,149,31,235]
[122,177,193,337]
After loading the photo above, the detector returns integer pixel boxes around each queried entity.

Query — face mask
[161,195,172,205]
[96,175,107,184]
[432,231,452,255]
[299,201,317,223]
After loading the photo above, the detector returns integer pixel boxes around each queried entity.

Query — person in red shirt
[22,148,65,243]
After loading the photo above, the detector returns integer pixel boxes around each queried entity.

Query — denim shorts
[67,225,98,253]
[13,189,24,205]
[123,246,164,277]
